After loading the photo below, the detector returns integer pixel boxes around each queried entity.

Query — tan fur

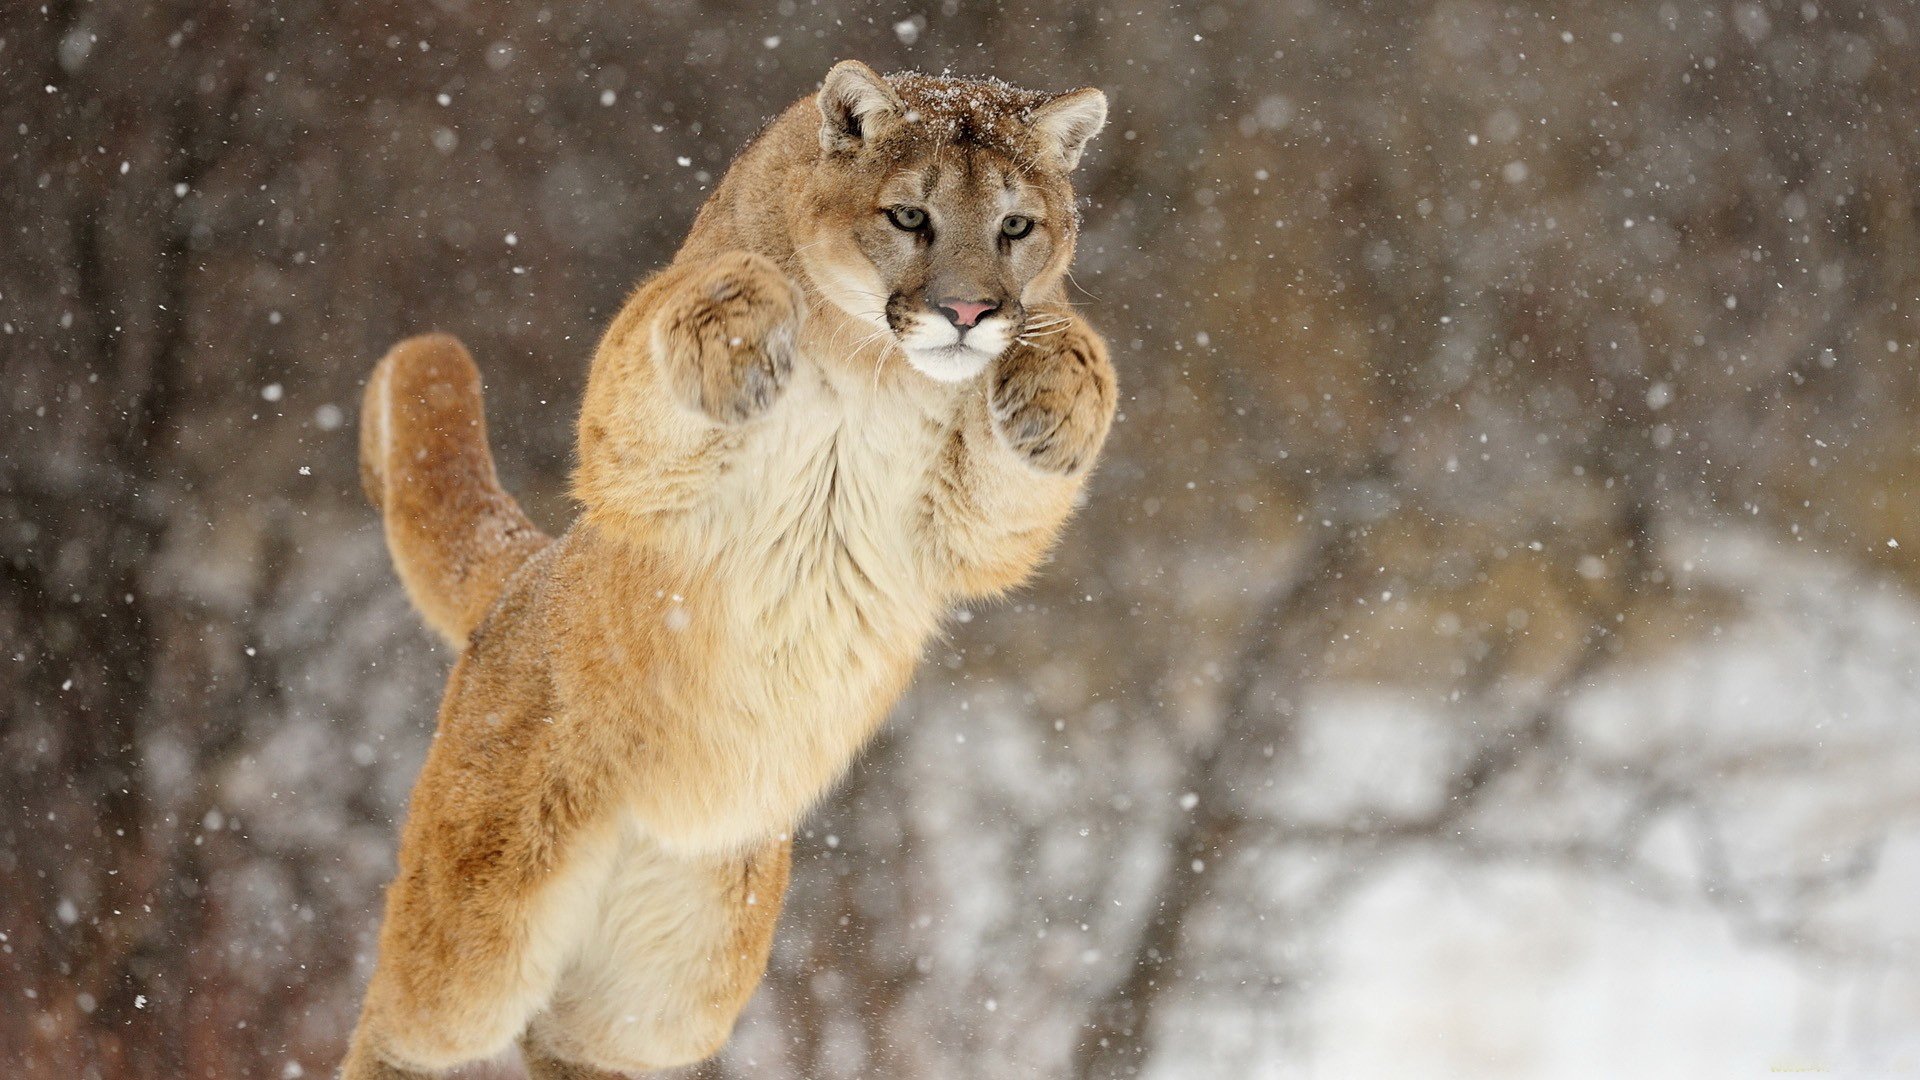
[344,62,1114,1078]
[357,334,551,645]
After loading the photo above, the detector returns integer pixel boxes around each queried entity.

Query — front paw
[989,320,1116,474]
[653,252,805,423]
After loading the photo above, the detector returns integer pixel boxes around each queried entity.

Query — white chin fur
[900,314,1011,382]
[904,344,995,382]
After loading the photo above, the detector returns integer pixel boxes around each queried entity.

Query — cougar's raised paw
[654,252,805,424]
[989,322,1115,475]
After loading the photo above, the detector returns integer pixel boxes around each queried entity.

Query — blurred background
[5,1,1920,1077]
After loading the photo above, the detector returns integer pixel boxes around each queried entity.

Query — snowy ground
[1129,529,1920,1079]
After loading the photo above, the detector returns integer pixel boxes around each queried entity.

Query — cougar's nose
[935,298,999,329]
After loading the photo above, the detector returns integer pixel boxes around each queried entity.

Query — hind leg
[340,1023,440,1080]
[521,1033,629,1080]
[342,554,633,1074]
[532,831,791,1073]
[347,813,623,1075]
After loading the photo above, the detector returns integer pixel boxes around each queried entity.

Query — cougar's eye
[886,206,928,232]
[1000,215,1034,239]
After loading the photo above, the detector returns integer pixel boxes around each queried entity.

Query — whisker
[789,236,840,257]
[1064,271,1102,302]
[864,332,898,393]
[849,327,892,354]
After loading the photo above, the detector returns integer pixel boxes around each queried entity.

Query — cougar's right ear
[818,60,902,154]
[1028,88,1108,172]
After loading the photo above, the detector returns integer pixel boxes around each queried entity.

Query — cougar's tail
[359,334,551,647]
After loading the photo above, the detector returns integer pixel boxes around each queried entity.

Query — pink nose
[937,298,999,329]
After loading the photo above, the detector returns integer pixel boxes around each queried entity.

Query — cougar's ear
[818,60,902,153]
[1029,88,1108,171]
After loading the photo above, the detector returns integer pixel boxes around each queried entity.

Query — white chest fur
[711,363,952,630]
[644,352,962,851]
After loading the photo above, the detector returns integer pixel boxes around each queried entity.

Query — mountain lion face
[794,63,1107,383]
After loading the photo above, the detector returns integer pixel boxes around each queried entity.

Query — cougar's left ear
[1028,88,1108,171]
[818,60,903,153]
